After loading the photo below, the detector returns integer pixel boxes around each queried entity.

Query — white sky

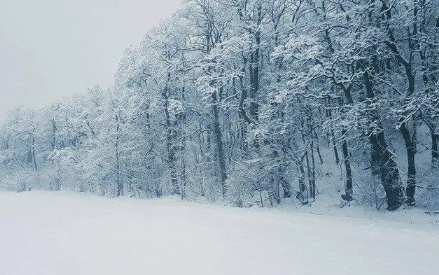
[0,0,182,122]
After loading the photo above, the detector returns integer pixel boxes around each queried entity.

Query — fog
[0,0,182,122]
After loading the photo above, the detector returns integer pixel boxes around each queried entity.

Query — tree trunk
[432,131,439,165]
[279,164,291,198]
[163,73,180,196]
[273,150,291,198]
[115,113,123,197]
[331,128,340,165]
[297,157,308,204]
[249,5,261,121]
[212,89,227,199]
[51,118,57,149]
[399,119,416,205]
[310,140,316,199]
[363,71,404,210]
[31,134,38,171]
[341,129,353,201]
[305,151,315,200]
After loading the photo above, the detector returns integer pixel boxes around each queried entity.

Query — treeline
[1,0,438,210]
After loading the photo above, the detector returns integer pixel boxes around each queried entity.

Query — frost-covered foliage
[0,0,438,211]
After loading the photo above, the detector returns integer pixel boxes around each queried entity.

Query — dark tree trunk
[383,7,418,205]
[31,134,38,171]
[249,6,261,121]
[212,89,227,199]
[341,129,353,201]
[279,165,291,198]
[369,129,404,210]
[379,144,404,210]
[269,170,280,205]
[313,129,324,164]
[329,83,354,201]
[400,121,416,205]
[297,156,308,204]
[331,128,340,165]
[305,151,316,200]
[274,150,291,198]
[369,130,404,210]
[310,140,316,199]
[432,131,439,165]
[363,71,404,210]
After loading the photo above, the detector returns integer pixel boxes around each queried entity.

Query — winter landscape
[1,0,439,274]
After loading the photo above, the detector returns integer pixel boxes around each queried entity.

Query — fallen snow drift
[0,192,438,275]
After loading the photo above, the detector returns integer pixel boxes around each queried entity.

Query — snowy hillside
[0,191,438,275]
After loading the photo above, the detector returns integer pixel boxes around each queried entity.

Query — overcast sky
[0,0,182,122]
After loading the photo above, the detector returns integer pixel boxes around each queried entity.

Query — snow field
[0,191,438,275]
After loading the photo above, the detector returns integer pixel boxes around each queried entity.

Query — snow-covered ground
[0,191,438,275]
